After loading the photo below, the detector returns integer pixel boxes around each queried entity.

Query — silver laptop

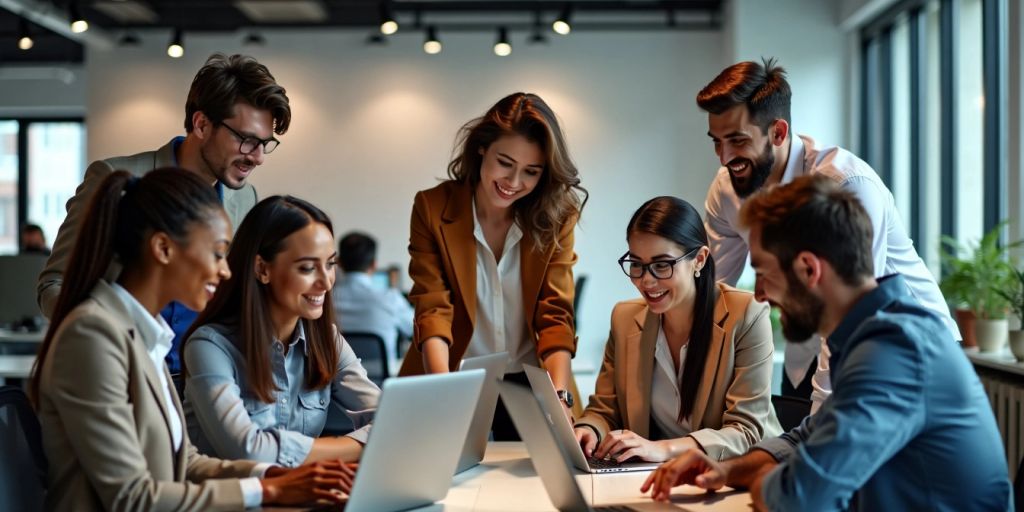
[344,370,486,512]
[500,379,679,512]
[455,352,508,474]
[522,365,660,474]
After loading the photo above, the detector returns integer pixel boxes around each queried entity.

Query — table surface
[967,348,1024,377]
[264,442,751,511]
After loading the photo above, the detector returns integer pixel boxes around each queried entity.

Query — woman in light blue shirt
[182,196,380,467]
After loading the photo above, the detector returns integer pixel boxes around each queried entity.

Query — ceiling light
[69,2,89,33]
[379,3,398,35]
[17,19,33,51]
[493,27,511,57]
[244,32,266,46]
[167,29,184,58]
[365,32,388,45]
[553,5,571,35]
[119,32,141,46]
[529,10,548,44]
[423,26,441,55]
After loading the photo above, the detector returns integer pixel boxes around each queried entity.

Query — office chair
[0,385,47,510]
[342,331,389,386]
[1015,454,1024,512]
[770,394,812,432]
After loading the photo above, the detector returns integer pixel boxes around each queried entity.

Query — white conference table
[267,442,751,511]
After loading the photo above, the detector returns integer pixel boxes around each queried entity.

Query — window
[0,119,85,255]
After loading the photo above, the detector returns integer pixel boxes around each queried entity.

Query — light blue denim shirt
[183,322,380,467]
[755,275,1011,511]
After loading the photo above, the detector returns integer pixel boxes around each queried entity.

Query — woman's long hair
[447,92,588,251]
[626,196,718,422]
[183,195,339,403]
[29,168,223,405]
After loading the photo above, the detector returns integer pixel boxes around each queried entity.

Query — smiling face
[257,221,337,335]
[475,134,545,212]
[162,209,233,312]
[708,104,779,198]
[625,231,707,316]
[748,226,823,341]
[199,102,274,189]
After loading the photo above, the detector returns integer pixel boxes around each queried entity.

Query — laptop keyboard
[593,506,640,512]
[588,457,626,470]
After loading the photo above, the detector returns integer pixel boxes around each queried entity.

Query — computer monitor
[0,255,47,326]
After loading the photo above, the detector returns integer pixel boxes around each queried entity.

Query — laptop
[343,370,486,512]
[455,352,508,474]
[522,364,660,474]
[499,379,679,512]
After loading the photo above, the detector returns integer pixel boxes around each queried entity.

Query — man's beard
[778,269,825,342]
[728,140,775,199]
[200,144,250,190]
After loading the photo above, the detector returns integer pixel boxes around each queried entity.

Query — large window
[0,119,85,254]
[860,0,1010,273]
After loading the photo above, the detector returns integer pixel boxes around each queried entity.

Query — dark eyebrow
[293,252,338,264]
[707,131,750,140]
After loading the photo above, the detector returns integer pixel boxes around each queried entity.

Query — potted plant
[998,267,1024,361]
[939,242,977,348]
[940,225,1019,352]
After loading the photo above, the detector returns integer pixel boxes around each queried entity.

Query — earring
[694,269,701,278]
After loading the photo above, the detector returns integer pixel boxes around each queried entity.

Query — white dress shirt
[110,283,267,507]
[465,200,537,373]
[650,324,693,438]
[704,134,958,412]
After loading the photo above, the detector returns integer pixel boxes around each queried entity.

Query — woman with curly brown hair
[399,92,587,440]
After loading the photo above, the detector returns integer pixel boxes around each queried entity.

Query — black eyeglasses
[217,121,280,155]
[618,246,701,280]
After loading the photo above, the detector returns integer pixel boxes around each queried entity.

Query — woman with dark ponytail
[573,196,781,463]
[30,168,352,511]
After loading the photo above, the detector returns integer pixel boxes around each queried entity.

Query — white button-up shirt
[650,324,692,439]
[704,134,959,411]
[465,200,537,372]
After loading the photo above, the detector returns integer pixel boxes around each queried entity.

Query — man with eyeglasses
[38,53,290,372]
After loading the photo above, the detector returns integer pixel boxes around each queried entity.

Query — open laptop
[455,352,508,474]
[522,364,660,474]
[500,379,682,512]
[343,370,486,512]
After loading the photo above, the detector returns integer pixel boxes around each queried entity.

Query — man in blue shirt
[38,53,291,372]
[642,175,1011,511]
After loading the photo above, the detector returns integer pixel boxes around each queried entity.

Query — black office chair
[771,394,812,432]
[342,331,389,386]
[573,274,588,330]
[0,385,48,510]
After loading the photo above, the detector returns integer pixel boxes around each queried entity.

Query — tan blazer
[36,140,258,317]
[575,284,782,460]
[37,280,260,511]
[398,180,578,375]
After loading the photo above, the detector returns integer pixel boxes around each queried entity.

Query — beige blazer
[37,280,259,511]
[575,284,782,460]
[36,140,258,317]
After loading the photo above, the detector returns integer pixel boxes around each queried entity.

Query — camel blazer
[37,140,258,317]
[575,284,782,460]
[37,280,259,511]
[398,180,578,376]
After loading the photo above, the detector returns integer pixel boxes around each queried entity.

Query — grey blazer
[37,280,260,511]
[36,140,258,317]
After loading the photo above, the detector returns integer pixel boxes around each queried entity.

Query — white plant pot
[975,318,1009,353]
[1010,331,1024,362]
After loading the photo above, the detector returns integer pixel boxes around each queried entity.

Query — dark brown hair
[185,53,291,135]
[626,196,717,422]
[448,92,587,250]
[183,196,339,403]
[739,175,874,285]
[29,168,223,404]
[696,57,791,133]
[338,231,376,273]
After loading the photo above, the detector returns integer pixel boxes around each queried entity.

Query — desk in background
[264,442,751,511]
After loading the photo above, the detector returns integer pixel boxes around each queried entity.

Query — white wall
[0,65,85,117]
[723,0,849,148]
[85,28,724,369]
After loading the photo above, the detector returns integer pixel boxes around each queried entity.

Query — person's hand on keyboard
[592,429,680,463]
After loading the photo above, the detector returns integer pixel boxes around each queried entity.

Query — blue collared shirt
[756,274,1011,511]
[182,322,380,467]
[160,136,225,373]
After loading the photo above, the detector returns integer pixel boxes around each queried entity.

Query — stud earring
[694,269,701,278]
